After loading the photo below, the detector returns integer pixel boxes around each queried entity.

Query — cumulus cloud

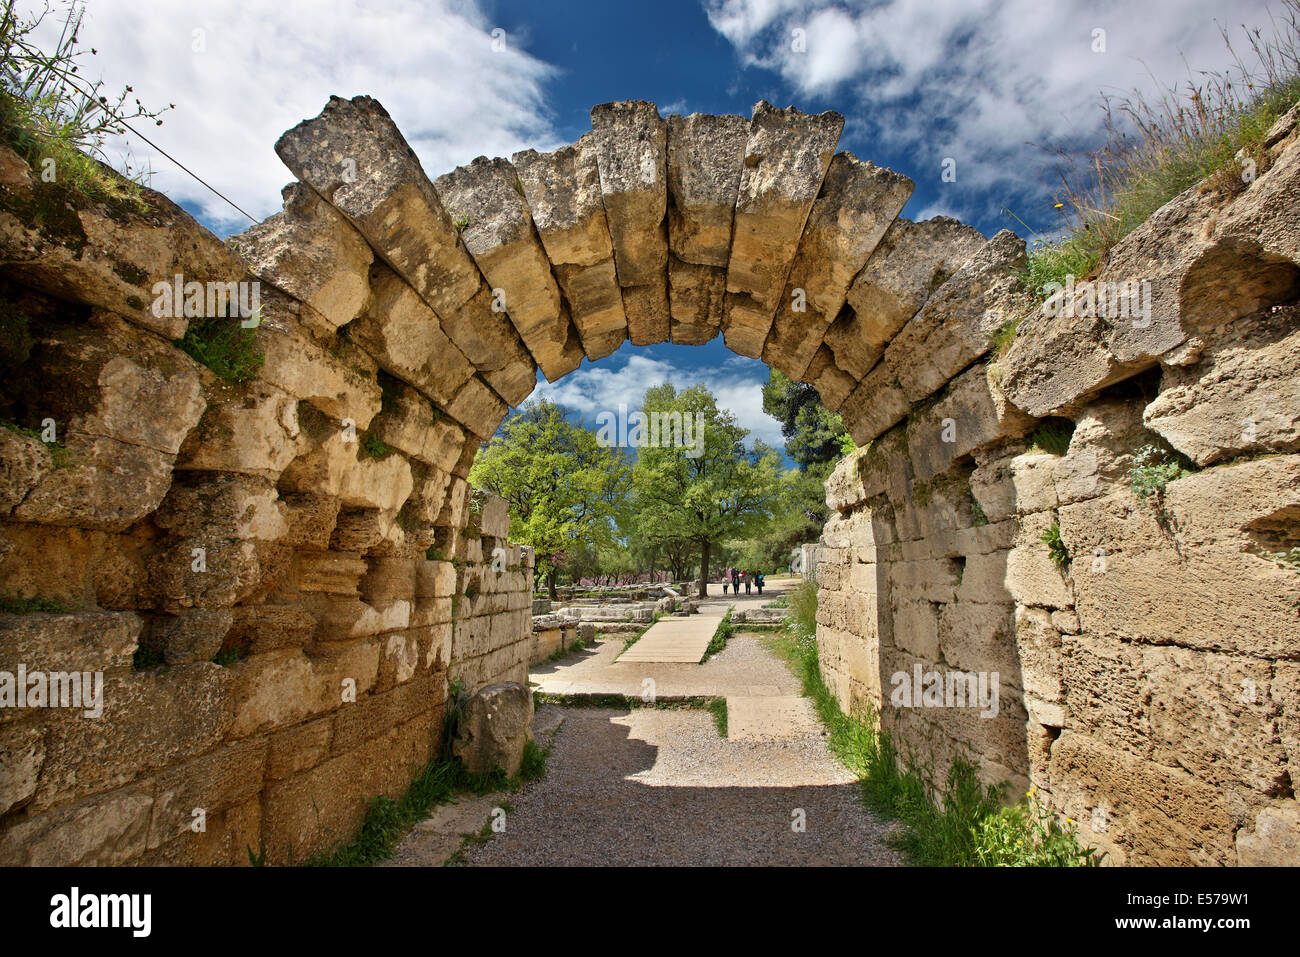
[41,0,563,235]
[532,351,786,451]
[703,0,1280,227]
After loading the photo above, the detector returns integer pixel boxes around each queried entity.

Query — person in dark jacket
[756,571,764,595]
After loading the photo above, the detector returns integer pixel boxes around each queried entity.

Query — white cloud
[704,0,1282,226]
[41,0,563,235]
[532,351,786,450]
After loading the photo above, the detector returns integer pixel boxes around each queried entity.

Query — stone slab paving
[727,695,824,742]
[615,608,724,663]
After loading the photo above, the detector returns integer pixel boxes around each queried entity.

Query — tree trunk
[698,539,710,599]
[547,567,558,601]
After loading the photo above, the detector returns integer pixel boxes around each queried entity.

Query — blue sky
[54,0,1283,453]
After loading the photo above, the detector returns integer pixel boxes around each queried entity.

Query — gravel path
[460,704,902,866]
[393,629,903,866]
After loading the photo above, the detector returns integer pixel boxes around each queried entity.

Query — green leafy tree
[469,399,630,599]
[761,368,851,468]
[631,383,786,598]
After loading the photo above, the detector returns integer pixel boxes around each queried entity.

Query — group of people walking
[721,568,764,596]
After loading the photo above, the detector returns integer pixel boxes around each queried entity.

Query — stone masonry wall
[817,103,1300,866]
[0,145,533,865]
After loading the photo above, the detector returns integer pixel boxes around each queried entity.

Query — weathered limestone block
[229,643,380,738]
[839,361,911,446]
[1005,510,1073,609]
[0,782,155,866]
[151,538,288,611]
[723,102,843,357]
[826,216,986,379]
[1050,399,1148,506]
[229,181,372,330]
[1060,455,1300,659]
[667,256,726,344]
[349,264,475,406]
[479,493,511,540]
[436,284,538,407]
[1015,606,1065,706]
[26,312,206,455]
[513,135,627,359]
[275,95,479,319]
[1009,452,1060,515]
[1236,803,1300,865]
[763,153,913,378]
[154,474,288,542]
[1002,133,1300,417]
[145,739,265,853]
[447,681,527,780]
[176,381,305,478]
[906,362,1034,483]
[12,432,177,532]
[0,611,140,676]
[0,427,51,517]
[1144,304,1300,465]
[970,444,1021,524]
[590,101,670,345]
[435,157,582,381]
[885,229,1032,403]
[665,113,748,266]
[7,313,207,530]
[254,292,381,428]
[443,375,508,441]
[0,722,44,815]
[802,345,859,412]
[370,378,465,473]
[31,663,233,812]
[0,153,245,340]
[278,433,414,513]
[665,112,747,341]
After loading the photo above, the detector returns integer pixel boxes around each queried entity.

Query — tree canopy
[468,398,631,598]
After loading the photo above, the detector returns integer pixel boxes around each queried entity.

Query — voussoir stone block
[349,263,475,406]
[435,157,582,382]
[229,181,372,331]
[590,101,670,346]
[826,216,986,380]
[513,135,628,359]
[885,229,1033,404]
[275,95,479,319]
[723,101,843,358]
[666,113,748,343]
[763,152,913,379]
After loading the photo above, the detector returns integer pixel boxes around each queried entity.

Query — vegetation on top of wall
[0,0,168,207]
[179,317,265,383]
[768,581,1102,867]
[1021,3,1300,300]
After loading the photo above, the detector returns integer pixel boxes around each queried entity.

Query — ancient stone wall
[0,143,532,865]
[817,104,1300,865]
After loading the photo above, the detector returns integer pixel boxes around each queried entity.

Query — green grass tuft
[179,317,264,383]
[1040,521,1069,568]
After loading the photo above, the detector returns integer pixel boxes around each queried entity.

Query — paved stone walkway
[616,607,724,663]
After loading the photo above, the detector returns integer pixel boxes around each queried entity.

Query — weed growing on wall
[1040,522,1069,568]
[1128,444,1196,506]
[179,317,264,383]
